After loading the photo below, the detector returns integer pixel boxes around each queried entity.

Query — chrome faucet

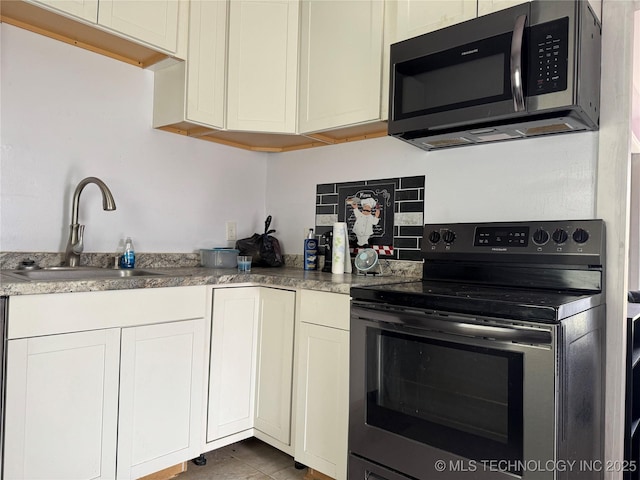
[64,177,116,267]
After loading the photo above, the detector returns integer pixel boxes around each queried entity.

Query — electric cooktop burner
[351,280,603,323]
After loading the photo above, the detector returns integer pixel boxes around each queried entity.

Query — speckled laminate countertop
[0,266,419,297]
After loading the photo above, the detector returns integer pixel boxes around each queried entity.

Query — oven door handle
[351,305,552,345]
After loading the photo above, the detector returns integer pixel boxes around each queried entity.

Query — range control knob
[572,228,589,244]
[532,228,550,245]
[552,228,569,244]
[442,230,456,244]
[428,231,441,244]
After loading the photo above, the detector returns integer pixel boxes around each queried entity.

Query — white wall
[0,24,268,254]
[266,131,598,254]
[597,3,638,475]
[0,21,600,257]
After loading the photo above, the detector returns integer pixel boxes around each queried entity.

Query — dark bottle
[321,231,333,273]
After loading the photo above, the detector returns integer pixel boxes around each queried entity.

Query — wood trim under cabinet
[1,0,171,68]
[137,463,186,480]
[157,121,388,153]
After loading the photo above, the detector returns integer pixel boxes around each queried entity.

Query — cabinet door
[4,329,120,480]
[117,319,205,480]
[186,0,228,129]
[298,0,384,134]
[393,0,477,41]
[477,0,529,16]
[294,322,349,480]
[29,0,98,22]
[98,0,181,53]
[255,288,296,445]
[226,0,299,133]
[207,287,261,441]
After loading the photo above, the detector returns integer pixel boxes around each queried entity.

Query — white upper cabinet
[152,0,228,130]
[298,0,384,134]
[98,0,183,53]
[477,0,527,16]
[30,0,98,22]
[391,0,477,42]
[185,0,228,129]
[226,0,299,133]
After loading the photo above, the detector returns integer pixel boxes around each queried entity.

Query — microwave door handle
[510,14,527,112]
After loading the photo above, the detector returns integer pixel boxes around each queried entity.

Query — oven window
[399,53,505,115]
[366,328,523,472]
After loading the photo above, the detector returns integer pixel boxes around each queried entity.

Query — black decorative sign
[338,183,395,253]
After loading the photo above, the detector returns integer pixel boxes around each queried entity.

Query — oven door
[349,301,557,480]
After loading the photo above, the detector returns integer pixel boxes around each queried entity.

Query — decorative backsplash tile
[315,176,425,261]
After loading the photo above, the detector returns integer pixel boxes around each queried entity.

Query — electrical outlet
[226,221,237,241]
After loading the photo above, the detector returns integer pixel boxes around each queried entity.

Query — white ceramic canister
[332,222,347,274]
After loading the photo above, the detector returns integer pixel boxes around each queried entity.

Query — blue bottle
[120,237,136,269]
[304,229,318,271]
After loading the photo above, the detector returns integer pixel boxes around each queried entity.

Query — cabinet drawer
[8,286,207,338]
[298,290,350,331]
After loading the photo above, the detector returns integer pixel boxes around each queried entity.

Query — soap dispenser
[120,237,136,269]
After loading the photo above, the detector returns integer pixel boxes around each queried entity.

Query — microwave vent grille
[420,137,472,149]
[523,123,575,136]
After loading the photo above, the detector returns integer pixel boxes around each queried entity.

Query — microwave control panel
[527,17,569,96]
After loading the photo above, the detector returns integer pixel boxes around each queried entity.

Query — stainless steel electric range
[349,220,605,480]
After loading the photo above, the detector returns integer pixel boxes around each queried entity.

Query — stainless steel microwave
[388,0,601,151]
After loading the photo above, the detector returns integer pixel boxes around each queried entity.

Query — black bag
[235,215,284,267]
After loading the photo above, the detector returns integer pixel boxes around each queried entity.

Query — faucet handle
[73,225,85,254]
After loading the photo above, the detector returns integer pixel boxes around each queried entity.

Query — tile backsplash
[315,176,425,261]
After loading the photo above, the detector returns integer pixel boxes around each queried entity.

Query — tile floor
[179,438,308,480]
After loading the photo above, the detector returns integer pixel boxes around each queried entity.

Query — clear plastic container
[200,248,240,268]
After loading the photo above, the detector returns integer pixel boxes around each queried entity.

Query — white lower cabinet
[4,284,353,480]
[206,286,296,453]
[4,328,121,480]
[254,287,296,450]
[294,290,350,480]
[3,286,207,480]
[207,287,261,442]
[117,319,205,479]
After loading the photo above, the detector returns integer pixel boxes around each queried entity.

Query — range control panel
[423,220,604,260]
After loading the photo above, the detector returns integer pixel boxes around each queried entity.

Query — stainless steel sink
[8,267,165,281]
